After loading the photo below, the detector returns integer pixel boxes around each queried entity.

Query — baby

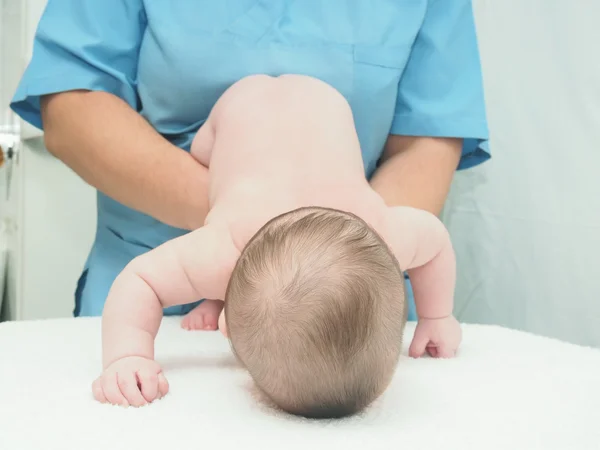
[92,74,461,418]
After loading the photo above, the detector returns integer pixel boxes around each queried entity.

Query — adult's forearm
[370,136,462,216]
[41,90,209,230]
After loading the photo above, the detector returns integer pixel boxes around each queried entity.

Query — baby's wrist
[417,314,452,321]
[103,351,153,369]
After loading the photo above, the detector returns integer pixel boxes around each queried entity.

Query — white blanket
[0,317,599,450]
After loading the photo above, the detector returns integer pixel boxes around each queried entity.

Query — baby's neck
[298,184,388,236]
[217,182,385,255]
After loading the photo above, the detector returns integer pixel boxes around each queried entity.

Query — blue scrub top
[11,0,490,319]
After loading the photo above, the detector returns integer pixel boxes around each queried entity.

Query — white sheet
[1,317,599,450]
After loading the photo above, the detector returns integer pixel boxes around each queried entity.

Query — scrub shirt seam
[390,115,489,134]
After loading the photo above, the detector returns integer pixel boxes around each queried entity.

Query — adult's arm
[371,0,490,212]
[41,91,209,230]
[371,136,462,215]
[10,0,208,229]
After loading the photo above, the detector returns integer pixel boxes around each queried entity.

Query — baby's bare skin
[93,75,461,407]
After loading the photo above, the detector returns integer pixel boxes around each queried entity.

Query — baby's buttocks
[137,0,427,173]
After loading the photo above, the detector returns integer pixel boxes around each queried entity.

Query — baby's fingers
[434,345,456,359]
[117,372,147,407]
[92,377,106,403]
[137,370,159,403]
[409,333,429,358]
[102,373,129,407]
[157,372,170,399]
[426,345,439,358]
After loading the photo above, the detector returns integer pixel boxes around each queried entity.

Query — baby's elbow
[431,213,452,246]
[426,213,453,257]
[406,210,453,269]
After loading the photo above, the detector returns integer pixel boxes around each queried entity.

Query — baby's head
[224,207,406,418]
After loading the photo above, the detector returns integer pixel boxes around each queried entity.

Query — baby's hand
[92,356,169,407]
[409,316,462,358]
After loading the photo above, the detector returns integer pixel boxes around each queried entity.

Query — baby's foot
[181,300,224,331]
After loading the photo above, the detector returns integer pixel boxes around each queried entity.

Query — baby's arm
[383,206,456,319]
[94,224,239,406]
[102,223,238,366]
[383,206,461,358]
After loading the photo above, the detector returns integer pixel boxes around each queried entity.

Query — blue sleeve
[10,0,145,130]
[390,0,490,170]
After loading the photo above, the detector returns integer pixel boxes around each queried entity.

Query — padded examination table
[0,317,599,450]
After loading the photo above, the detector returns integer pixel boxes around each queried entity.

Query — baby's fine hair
[224,207,407,419]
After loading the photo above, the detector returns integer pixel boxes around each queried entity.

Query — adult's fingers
[117,371,147,407]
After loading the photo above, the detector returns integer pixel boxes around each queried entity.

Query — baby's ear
[218,309,229,338]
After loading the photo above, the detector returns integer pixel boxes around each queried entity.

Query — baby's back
[210,75,364,184]
[201,75,379,247]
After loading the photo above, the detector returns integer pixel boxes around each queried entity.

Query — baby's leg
[181,299,224,331]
